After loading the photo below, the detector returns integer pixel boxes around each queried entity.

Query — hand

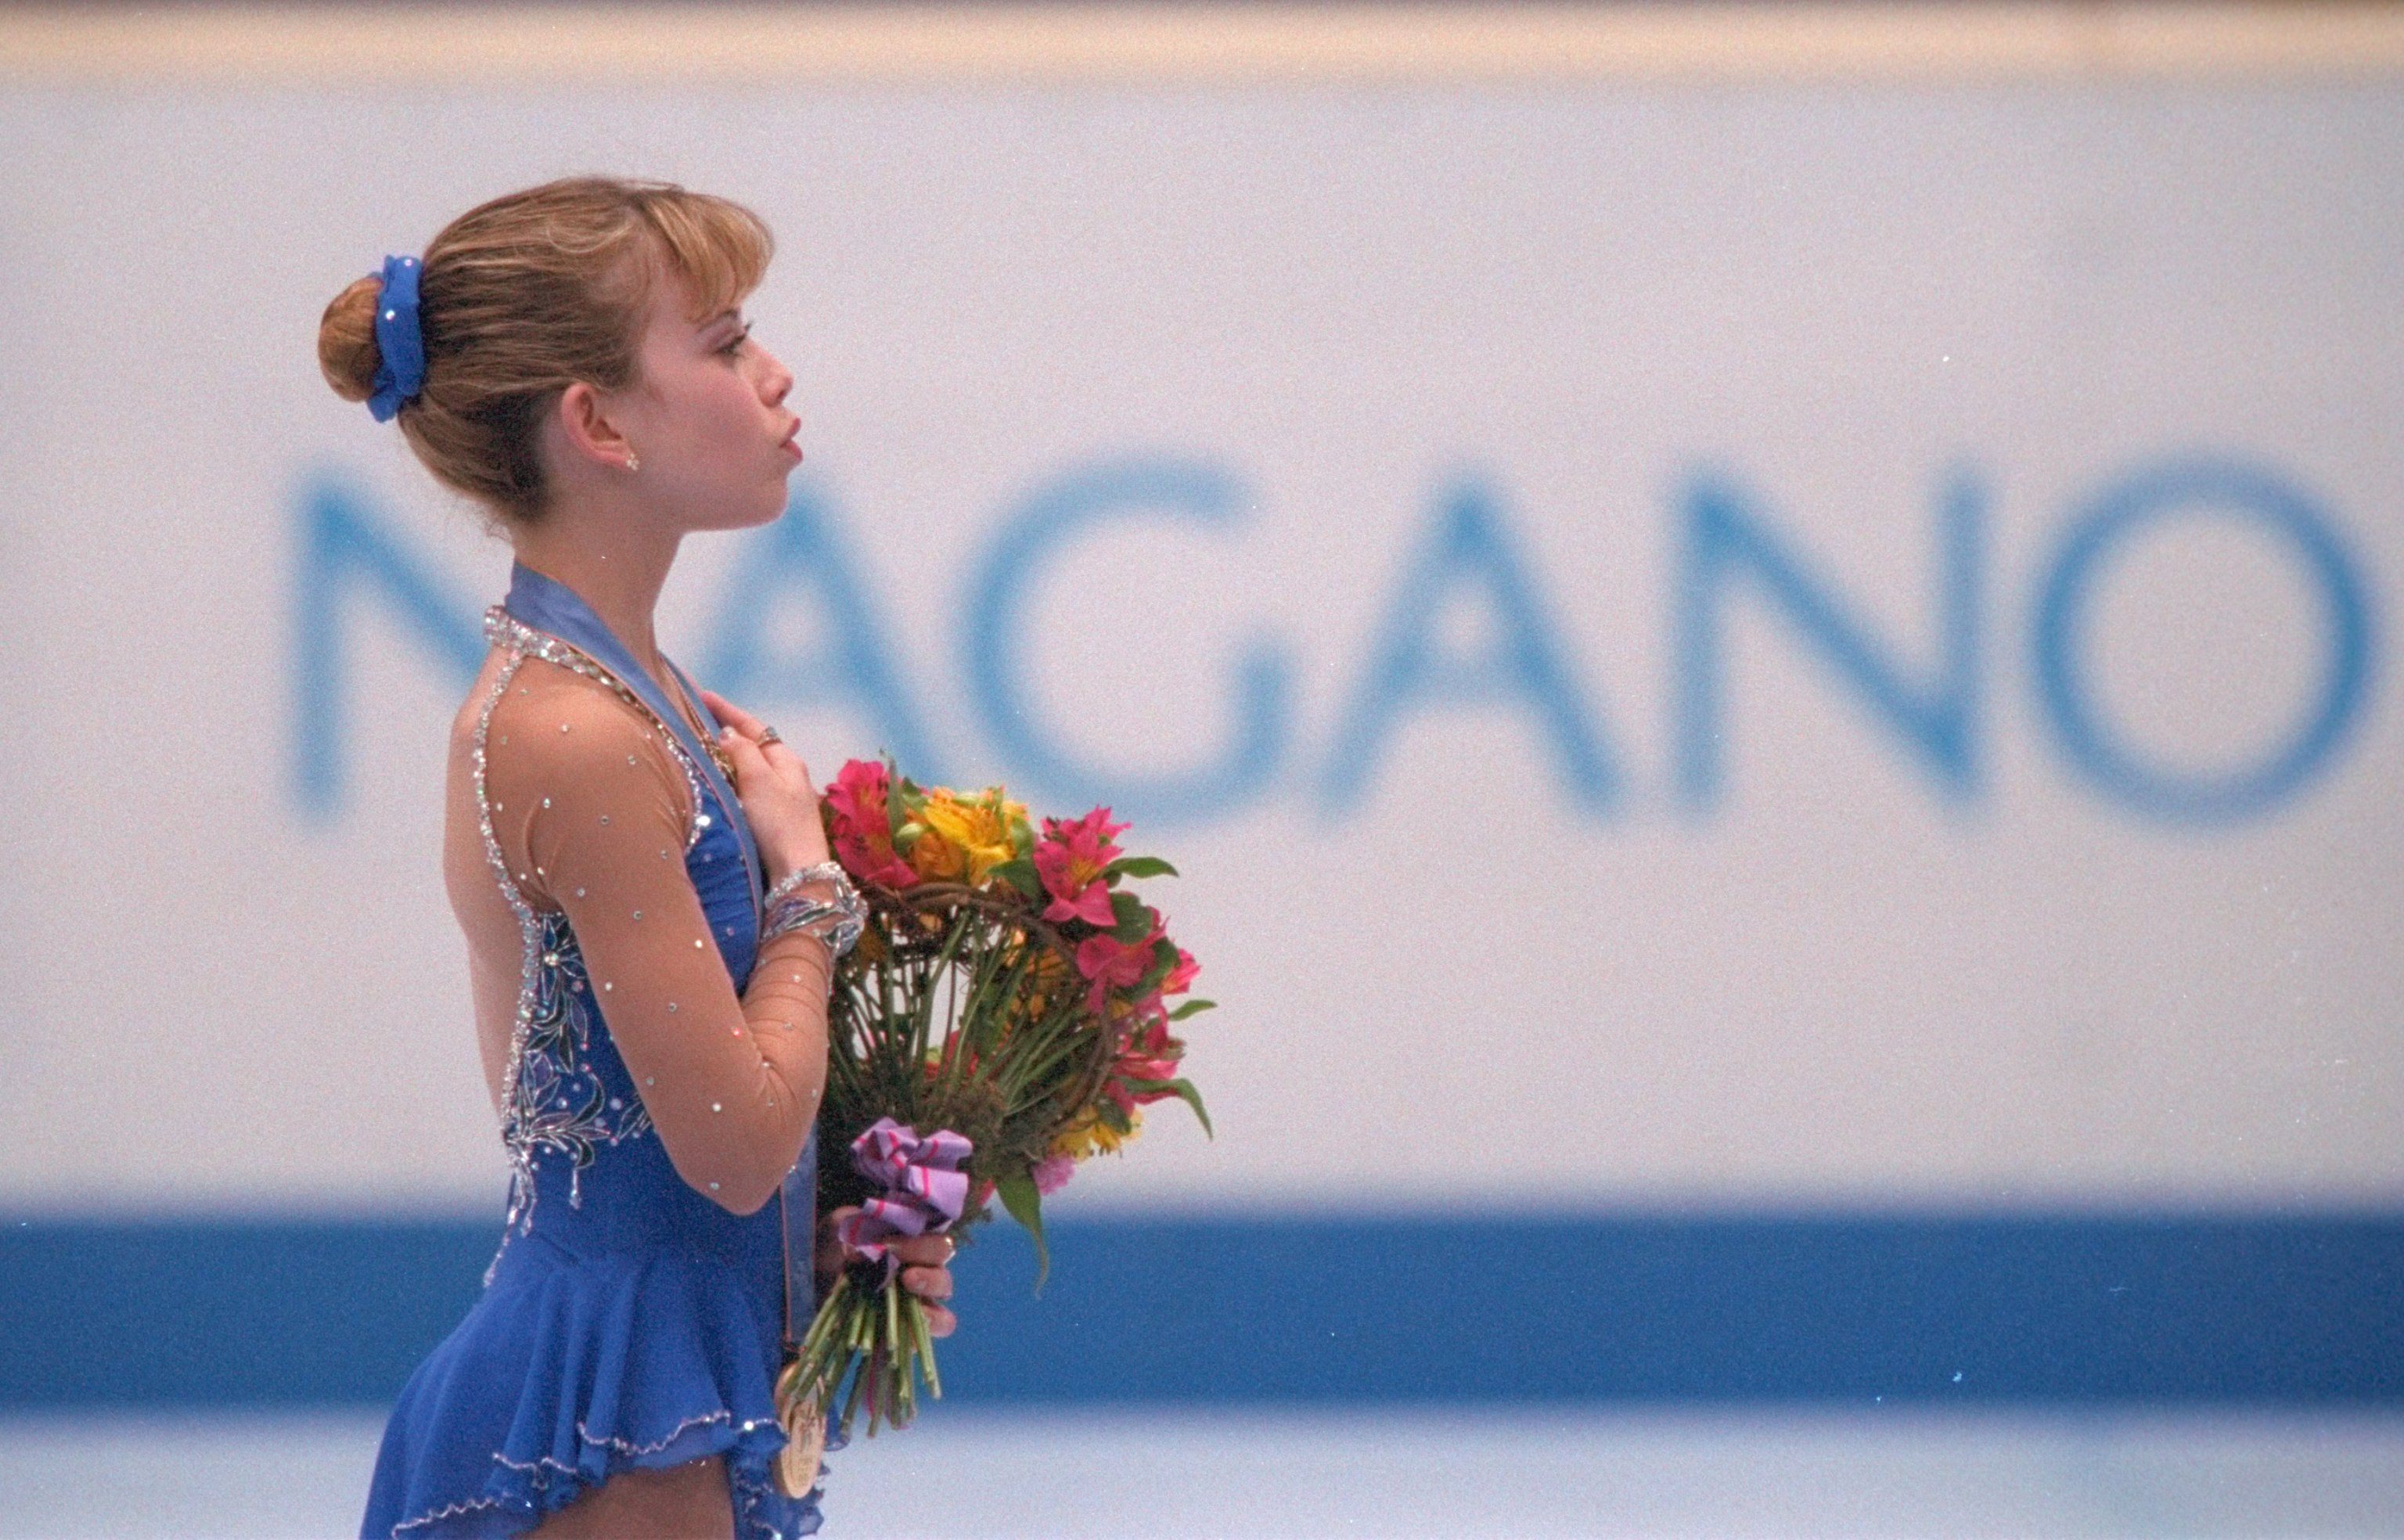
[816,1205,957,1337]
[699,689,832,882]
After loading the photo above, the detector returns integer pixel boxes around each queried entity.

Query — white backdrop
[2,81,2398,1215]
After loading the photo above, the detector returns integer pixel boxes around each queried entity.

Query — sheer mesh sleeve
[482,660,832,1214]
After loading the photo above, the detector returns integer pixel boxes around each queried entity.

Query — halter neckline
[502,560,765,930]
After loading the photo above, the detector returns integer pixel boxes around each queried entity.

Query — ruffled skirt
[360,1232,827,1539]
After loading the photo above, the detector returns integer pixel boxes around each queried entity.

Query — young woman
[325,177,953,1540]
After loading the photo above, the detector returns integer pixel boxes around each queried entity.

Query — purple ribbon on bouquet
[834,1117,973,1276]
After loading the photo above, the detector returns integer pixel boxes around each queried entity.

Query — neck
[509,513,683,685]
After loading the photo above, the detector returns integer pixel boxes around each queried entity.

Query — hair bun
[317,273,385,403]
[307,178,770,523]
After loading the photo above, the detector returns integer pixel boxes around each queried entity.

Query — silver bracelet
[762,859,849,913]
[760,860,866,958]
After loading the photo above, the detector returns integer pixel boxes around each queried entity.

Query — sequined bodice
[470,606,812,1293]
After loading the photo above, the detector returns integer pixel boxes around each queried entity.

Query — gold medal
[775,1382,826,1499]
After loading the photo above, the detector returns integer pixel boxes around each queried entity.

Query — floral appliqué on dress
[507,913,653,1200]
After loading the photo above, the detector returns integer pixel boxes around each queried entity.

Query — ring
[758,725,783,747]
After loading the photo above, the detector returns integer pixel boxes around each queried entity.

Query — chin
[741,485,790,527]
[694,484,790,531]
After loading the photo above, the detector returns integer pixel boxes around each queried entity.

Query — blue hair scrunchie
[366,254,426,423]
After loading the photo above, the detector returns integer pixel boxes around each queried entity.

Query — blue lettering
[1675,470,1983,808]
[1322,477,1619,816]
[293,476,482,814]
[2032,459,2376,822]
[963,459,1290,823]
[700,482,948,785]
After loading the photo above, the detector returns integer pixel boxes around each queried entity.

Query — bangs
[635,189,774,319]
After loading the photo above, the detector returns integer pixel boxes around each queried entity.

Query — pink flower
[1103,1019,1186,1114]
[1033,807,1127,927]
[1031,1153,1075,1195]
[1074,915,1164,1018]
[1160,946,1200,996]
[1123,1017,1182,1071]
[822,759,916,890]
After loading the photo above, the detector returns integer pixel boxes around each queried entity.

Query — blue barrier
[3,1212,2396,1410]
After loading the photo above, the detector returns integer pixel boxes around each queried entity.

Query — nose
[758,345,794,407]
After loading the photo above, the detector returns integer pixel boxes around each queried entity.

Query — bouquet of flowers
[773,757,1210,1477]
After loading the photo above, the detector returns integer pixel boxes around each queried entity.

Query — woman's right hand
[815,1206,958,1337]
[700,689,831,883]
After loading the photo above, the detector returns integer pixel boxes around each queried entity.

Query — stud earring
[624,452,641,472]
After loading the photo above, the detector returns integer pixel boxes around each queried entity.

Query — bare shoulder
[466,654,700,831]
[479,655,657,765]
[446,649,513,761]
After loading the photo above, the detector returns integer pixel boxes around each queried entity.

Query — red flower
[1103,1017,1186,1114]
[1160,946,1200,996]
[1074,914,1164,1019]
[822,759,917,890]
[1033,806,1127,927]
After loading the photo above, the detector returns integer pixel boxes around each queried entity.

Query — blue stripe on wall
[2,1212,2397,1409]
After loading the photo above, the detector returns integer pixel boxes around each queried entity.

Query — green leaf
[985,855,1042,899]
[995,1171,1050,1293]
[1167,998,1216,1021]
[1119,1077,1213,1138]
[1132,936,1181,994]
[1108,891,1156,941]
[1104,855,1179,881]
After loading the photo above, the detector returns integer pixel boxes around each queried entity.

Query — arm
[487,667,831,1214]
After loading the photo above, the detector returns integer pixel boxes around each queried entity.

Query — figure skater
[326,175,954,1539]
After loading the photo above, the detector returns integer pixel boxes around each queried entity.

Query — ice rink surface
[2,1408,2400,1538]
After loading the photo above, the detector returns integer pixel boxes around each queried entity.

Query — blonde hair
[316,176,772,524]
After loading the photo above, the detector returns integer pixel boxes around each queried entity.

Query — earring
[624,452,641,472]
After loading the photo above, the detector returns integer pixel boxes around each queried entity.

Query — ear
[553,380,636,471]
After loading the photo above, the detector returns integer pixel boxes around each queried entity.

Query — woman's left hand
[816,1205,957,1337]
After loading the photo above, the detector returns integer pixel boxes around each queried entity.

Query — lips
[777,418,802,460]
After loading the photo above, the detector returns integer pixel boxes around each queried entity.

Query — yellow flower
[1009,947,1071,1015]
[914,786,1020,885]
[1049,1104,1142,1160]
[902,820,966,883]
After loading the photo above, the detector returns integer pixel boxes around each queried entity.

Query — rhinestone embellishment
[467,606,765,1278]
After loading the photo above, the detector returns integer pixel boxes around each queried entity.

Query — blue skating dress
[362,563,827,1539]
